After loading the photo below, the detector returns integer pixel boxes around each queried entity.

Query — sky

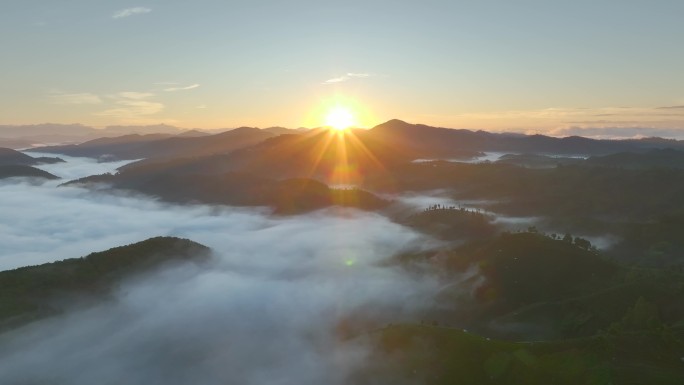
[1,0,684,136]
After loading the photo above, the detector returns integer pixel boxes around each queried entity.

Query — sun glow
[325,106,356,131]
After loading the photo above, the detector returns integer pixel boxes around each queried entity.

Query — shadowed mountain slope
[587,148,684,169]
[0,165,59,180]
[0,148,63,166]
[370,119,684,156]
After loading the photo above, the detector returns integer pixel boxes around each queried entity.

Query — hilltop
[0,148,63,166]
[0,237,210,330]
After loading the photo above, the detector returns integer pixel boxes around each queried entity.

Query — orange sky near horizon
[2,1,684,138]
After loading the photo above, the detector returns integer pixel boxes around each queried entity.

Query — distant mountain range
[7,118,679,156]
[7,118,684,213]
[370,119,684,155]
[0,123,310,149]
[0,123,185,148]
[40,127,278,160]
[26,119,684,214]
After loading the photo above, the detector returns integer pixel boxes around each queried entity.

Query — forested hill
[0,165,59,180]
[369,119,684,155]
[0,148,63,166]
[0,237,210,330]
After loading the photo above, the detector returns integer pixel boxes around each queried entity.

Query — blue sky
[1,0,683,136]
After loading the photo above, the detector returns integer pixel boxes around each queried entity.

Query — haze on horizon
[2,0,684,138]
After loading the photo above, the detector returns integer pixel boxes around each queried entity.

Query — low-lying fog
[26,151,136,180]
[0,156,441,384]
[412,151,590,164]
[412,152,507,164]
[388,190,618,250]
[390,190,539,226]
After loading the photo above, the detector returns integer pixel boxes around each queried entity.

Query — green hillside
[0,237,210,330]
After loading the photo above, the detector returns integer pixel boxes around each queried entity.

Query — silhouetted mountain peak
[177,129,209,137]
[229,126,261,134]
[373,119,413,131]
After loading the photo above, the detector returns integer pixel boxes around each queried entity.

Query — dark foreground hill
[0,237,210,331]
[357,323,684,385]
[587,148,684,169]
[359,232,684,384]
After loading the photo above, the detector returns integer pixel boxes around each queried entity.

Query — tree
[621,296,660,330]
[573,237,592,250]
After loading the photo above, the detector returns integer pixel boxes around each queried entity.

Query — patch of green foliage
[443,232,617,310]
[366,162,684,221]
[610,215,684,266]
[356,324,684,385]
[405,205,498,240]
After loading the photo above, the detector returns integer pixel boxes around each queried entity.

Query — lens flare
[325,106,355,131]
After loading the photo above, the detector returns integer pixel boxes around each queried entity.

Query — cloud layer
[95,92,164,120]
[0,156,439,384]
[164,84,200,92]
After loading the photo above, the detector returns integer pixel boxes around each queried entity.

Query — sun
[325,106,356,131]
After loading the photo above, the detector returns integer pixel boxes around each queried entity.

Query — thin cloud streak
[164,84,200,92]
[323,73,371,84]
[115,92,155,100]
[112,7,152,19]
[49,92,102,105]
[95,92,164,119]
[657,105,684,110]
[547,126,684,140]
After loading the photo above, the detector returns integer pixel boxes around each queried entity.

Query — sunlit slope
[223,129,413,182]
[67,172,388,214]
[120,129,413,183]
[63,128,404,212]
[0,165,59,180]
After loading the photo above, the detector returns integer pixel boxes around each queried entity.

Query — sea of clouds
[0,155,442,384]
